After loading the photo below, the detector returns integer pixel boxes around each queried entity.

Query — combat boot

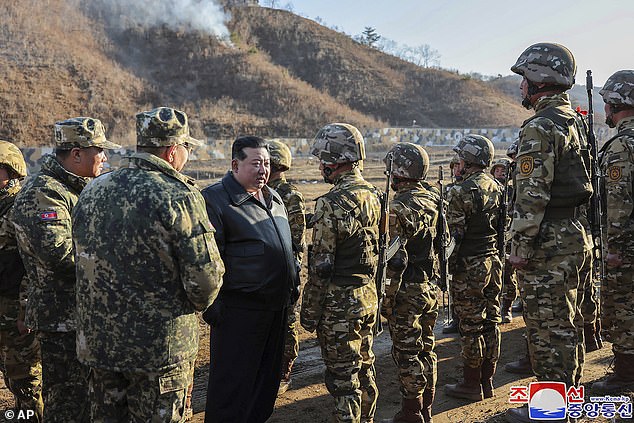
[442,319,459,334]
[380,396,424,423]
[444,364,483,401]
[481,359,496,399]
[505,405,568,422]
[592,351,634,393]
[504,355,533,375]
[501,299,513,324]
[421,387,434,423]
[511,299,523,312]
[584,323,600,352]
[278,357,294,395]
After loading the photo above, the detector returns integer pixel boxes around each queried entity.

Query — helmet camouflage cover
[310,123,366,164]
[0,140,27,178]
[490,157,511,175]
[268,140,292,171]
[385,142,429,180]
[600,70,634,107]
[511,42,576,88]
[453,134,495,167]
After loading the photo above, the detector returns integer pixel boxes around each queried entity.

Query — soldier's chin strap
[523,80,569,109]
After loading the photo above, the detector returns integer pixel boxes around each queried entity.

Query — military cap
[136,107,203,147]
[54,117,121,150]
[0,140,27,178]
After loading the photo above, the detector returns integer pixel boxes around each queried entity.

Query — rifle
[437,166,451,325]
[497,161,516,284]
[586,70,606,284]
[374,151,394,335]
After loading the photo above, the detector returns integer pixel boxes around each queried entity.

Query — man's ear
[231,159,239,173]
[166,144,179,163]
[71,147,82,163]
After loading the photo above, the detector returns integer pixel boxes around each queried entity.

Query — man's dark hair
[54,148,73,160]
[232,136,269,160]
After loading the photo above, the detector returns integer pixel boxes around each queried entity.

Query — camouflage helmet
[136,107,203,147]
[0,140,27,178]
[600,70,634,107]
[511,43,576,88]
[54,117,121,150]
[268,140,292,171]
[490,157,511,175]
[453,134,495,167]
[506,139,519,158]
[385,142,429,180]
[311,123,366,164]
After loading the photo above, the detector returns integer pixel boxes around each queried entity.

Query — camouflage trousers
[317,312,377,423]
[0,297,43,421]
[502,261,518,302]
[89,360,193,423]
[38,331,90,422]
[516,251,586,387]
[385,280,438,399]
[602,255,634,355]
[451,254,502,368]
[282,303,299,366]
[579,250,599,324]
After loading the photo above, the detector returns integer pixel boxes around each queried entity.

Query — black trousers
[205,305,288,423]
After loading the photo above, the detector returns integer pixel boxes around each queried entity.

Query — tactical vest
[458,178,499,257]
[600,128,634,218]
[325,185,380,287]
[522,107,593,212]
[0,195,25,296]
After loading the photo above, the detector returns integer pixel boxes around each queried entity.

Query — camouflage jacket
[268,175,307,264]
[509,93,592,259]
[600,116,634,255]
[388,180,440,285]
[73,153,224,372]
[300,168,380,332]
[0,180,25,322]
[12,154,90,332]
[447,170,501,260]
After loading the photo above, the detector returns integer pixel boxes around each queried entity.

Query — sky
[278,0,634,87]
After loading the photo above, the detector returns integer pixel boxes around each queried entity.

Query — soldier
[300,123,380,423]
[0,141,43,420]
[267,140,307,395]
[592,70,634,392]
[380,143,439,423]
[12,117,120,422]
[506,43,592,423]
[72,107,224,421]
[490,158,517,324]
[444,134,502,402]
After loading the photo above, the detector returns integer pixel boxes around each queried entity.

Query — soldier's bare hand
[508,255,529,270]
[606,253,623,268]
[16,319,30,335]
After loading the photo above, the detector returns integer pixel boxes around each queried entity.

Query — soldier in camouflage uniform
[267,140,307,395]
[380,143,439,423]
[592,70,634,392]
[506,43,593,423]
[12,117,120,422]
[490,158,518,324]
[444,135,502,403]
[300,123,380,423]
[0,141,43,421]
[72,107,225,421]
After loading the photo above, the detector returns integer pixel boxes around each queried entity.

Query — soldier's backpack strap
[522,107,576,134]
[323,188,359,217]
[599,128,634,157]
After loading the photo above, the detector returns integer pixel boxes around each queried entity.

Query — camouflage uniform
[0,141,43,420]
[301,123,380,423]
[592,71,634,392]
[382,143,440,423]
[12,118,120,422]
[73,107,224,422]
[445,136,502,402]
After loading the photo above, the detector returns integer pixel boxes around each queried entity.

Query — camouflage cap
[0,140,27,178]
[386,142,429,180]
[511,43,576,88]
[136,107,203,147]
[453,134,494,167]
[311,123,366,164]
[600,70,634,107]
[268,140,292,171]
[54,117,121,150]
[490,157,511,175]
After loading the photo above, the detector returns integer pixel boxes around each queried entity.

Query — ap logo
[528,382,567,420]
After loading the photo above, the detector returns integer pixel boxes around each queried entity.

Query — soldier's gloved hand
[606,253,623,268]
[16,319,30,335]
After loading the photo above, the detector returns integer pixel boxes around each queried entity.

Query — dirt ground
[0,148,630,422]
